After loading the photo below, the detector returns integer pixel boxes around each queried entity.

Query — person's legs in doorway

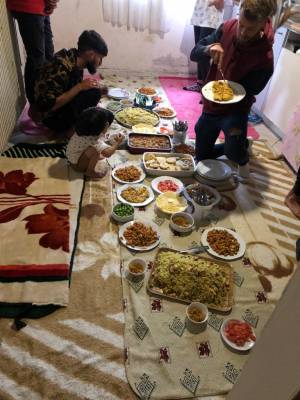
[195,113,223,162]
[285,167,300,219]
[44,16,54,61]
[184,26,215,92]
[12,12,50,104]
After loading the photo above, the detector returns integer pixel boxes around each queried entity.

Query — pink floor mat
[159,76,260,140]
[17,103,52,136]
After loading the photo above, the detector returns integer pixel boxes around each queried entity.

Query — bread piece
[166,157,176,164]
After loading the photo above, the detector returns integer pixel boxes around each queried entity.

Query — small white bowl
[111,203,134,223]
[120,99,133,108]
[186,302,208,332]
[127,258,146,281]
[170,212,194,233]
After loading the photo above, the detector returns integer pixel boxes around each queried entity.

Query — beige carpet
[0,140,298,400]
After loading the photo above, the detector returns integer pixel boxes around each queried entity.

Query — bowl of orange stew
[170,212,194,233]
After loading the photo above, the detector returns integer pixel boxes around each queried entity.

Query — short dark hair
[75,107,114,137]
[77,30,108,56]
[240,0,277,22]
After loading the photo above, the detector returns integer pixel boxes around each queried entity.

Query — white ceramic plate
[201,227,246,260]
[153,107,177,119]
[196,160,232,181]
[221,319,256,352]
[202,80,246,104]
[112,163,145,184]
[119,220,160,251]
[151,176,183,194]
[108,88,130,100]
[137,88,158,97]
[117,184,154,207]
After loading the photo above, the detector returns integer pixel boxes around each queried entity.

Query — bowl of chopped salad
[151,176,183,194]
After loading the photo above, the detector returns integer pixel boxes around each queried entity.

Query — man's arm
[240,68,273,96]
[190,24,223,62]
[35,66,100,113]
[52,79,99,111]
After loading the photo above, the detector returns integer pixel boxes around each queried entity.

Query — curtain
[102,0,171,36]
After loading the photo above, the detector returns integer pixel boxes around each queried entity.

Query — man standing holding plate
[191,0,277,180]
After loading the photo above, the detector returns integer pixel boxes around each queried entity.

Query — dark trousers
[294,167,300,196]
[12,12,54,104]
[43,88,101,132]
[194,26,215,82]
[195,112,249,166]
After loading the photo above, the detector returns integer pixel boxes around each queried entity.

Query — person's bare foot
[86,170,108,180]
[284,190,300,219]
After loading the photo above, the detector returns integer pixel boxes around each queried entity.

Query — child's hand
[114,133,124,145]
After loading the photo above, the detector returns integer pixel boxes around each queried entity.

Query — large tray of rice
[147,248,234,311]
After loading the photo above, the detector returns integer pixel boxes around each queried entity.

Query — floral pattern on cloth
[0,157,84,307]
[191,0,225,28]
[0,170,70,252]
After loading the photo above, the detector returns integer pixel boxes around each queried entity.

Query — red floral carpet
[159,76,260,140]
[0,150,84,318]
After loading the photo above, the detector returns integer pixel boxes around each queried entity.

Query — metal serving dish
[127,133,172,154]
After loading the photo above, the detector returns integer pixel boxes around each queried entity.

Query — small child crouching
[66,107,123,178]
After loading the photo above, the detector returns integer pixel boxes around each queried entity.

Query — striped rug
[0,141,297,400]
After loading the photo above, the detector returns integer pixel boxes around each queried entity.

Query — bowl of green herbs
[112,203,134,223]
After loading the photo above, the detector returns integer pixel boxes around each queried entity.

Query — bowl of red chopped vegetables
[151,176,183,195]
[221,319,256,352]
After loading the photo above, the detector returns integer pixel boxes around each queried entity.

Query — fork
[219,67,226,83]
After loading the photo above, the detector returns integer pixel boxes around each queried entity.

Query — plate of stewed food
[153,106,176,119]
[201,227,246,260]
[137,87,158,97]
[112,163,145,184]
[117,184,155,207]
[119,220,160,251]
[202,80,246,104]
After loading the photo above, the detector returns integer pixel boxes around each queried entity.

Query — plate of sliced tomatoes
[151,176,183,194]
[221,319,256,351]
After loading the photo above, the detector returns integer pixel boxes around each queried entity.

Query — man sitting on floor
[33,30,108,135]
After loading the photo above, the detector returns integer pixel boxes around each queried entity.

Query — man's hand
[208,0,224,11]
[45,0,59,14]
[209,43,224,69]
[79,79,100,91]
[99,85,108,96]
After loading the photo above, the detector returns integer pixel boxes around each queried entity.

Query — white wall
[51,0,197,75]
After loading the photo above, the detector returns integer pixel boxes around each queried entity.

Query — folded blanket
[0,145,84,319]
